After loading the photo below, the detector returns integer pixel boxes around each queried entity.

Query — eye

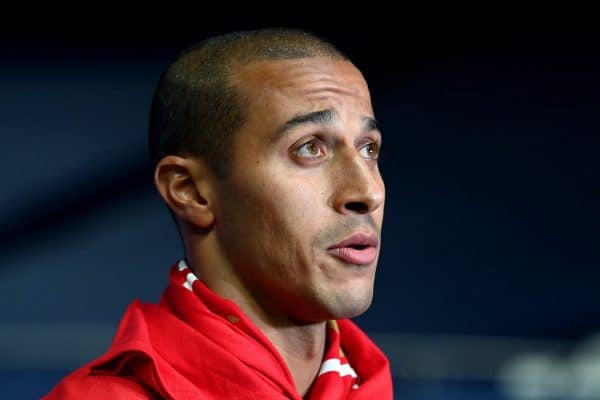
[294,138,326,159]
[359,141,381,160]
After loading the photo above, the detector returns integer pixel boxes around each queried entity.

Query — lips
[327,233,379,265]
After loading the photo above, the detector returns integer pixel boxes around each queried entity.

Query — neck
[212,275,328,396]
[184,237,328,396]
[262,321,327,397]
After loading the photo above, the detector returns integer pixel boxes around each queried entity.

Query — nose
[331,151,385,215]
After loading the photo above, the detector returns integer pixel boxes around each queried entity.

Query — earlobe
[154,155,215,229]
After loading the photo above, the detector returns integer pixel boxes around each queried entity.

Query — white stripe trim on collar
[318,358,358,379]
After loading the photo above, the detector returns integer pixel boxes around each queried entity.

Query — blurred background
[1,9,598,399]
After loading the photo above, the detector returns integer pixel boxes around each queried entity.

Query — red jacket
[44,262,393,399]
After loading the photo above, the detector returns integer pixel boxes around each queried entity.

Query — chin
[295,280,375,322]
[341,299,373,319]
[327,289,374,320]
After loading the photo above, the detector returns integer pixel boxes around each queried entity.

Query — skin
[155,56,385,396]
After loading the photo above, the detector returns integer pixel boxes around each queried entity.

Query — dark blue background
[1,14,598,399]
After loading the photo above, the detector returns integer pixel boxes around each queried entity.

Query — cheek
[222,157,333,254]
[276,173,330,223]
[249,177,327,260]
[257,183,319,244]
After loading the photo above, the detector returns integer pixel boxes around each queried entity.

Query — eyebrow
[275,108,381,136]
[276,109,336,136]
[363,116,380,133]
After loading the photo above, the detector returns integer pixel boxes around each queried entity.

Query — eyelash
[359,141,381,160]
[295,138,326,159]
[292,138,381,162]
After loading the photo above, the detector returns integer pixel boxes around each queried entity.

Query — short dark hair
[148,28,348,178]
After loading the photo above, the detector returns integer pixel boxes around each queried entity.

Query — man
[45,28,392,399]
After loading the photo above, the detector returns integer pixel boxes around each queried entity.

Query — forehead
[230,57,373,121]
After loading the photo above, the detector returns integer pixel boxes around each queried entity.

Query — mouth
[327,233,379,266]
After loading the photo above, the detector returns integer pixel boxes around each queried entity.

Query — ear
[154,155,216,229]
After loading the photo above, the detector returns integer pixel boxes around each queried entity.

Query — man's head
[152,28,385,324]
[149,28,348,178]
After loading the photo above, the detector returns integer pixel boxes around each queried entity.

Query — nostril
[345,202,369,213]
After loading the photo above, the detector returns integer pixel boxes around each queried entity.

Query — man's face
[213,57,385,323]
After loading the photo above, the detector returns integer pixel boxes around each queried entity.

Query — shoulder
[43,365,157,400]
[43,301,172,400]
